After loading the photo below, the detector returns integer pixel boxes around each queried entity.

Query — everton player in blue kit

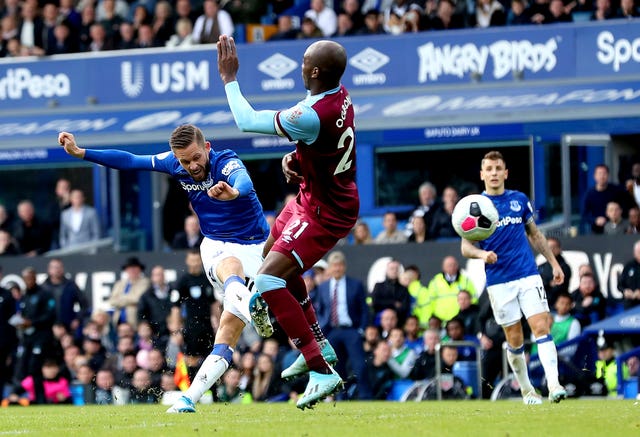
[460,151,567,404]
[57,125,274,413]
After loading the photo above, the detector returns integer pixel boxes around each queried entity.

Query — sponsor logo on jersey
[510,200,521,212]
[0,68,71,100]
[221,160,241,176]
[350,47,389,85]
[496,216,523,227]
[258,53,297,91]
[120,60,209,98]
[179,175,214,191]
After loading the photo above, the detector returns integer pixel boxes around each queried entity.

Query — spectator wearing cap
[109,257,150,330]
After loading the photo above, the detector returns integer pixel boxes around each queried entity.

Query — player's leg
[521,276,566,403]
[488,283,540,404]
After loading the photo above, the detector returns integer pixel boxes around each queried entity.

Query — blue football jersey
[479,190,539,286]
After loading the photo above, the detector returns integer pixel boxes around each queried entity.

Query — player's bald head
[306,40,347,87]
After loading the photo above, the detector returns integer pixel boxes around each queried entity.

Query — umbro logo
[349,48,389,74]
[258,53,298,80]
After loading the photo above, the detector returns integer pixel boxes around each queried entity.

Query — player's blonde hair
[169,124,206,150]
[481,150,506,169]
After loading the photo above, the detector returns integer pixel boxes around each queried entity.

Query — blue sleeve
[224,81,279,134]
[228,169,253,197]
[522,193,534,223]
[84,149,158,171]
[276,104,321,144]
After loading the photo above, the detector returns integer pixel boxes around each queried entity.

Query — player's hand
[482,250,497,264]
[595,216,607,227]
[551,266,565,285]
[217,35,239,85]
[207,181,239,201]
[282,151,303,184]
[58,131,85,159]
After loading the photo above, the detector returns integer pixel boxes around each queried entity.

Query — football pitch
[0,400,637,437]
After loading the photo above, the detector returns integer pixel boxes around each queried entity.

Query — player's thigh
[200,238,263,284]
[517,275,550,319]
[271,211,341,270]
[486,282,521,326]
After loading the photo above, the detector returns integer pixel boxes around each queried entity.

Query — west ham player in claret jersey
[217,34,357,409]
[58,125,275,414]
[460,150,567,405]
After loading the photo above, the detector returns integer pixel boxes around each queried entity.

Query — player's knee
[211,343,233,365]
[254,274,286,294]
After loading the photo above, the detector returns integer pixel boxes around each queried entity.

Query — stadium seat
[386,379,415,401]
[453,361,479,398]
[622,376,638,399]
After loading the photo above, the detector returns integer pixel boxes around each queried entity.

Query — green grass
[0,400,638,437]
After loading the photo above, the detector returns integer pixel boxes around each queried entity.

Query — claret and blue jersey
[84,147,269,244]
[479,189,539,286]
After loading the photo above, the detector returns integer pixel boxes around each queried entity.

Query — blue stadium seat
[572,12,592,22]
[453,361,479,398]
[386,379,415,401]
[623,376,638,399]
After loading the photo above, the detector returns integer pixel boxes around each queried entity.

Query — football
[451,194,499,241]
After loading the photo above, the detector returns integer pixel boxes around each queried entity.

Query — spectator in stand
[146,348,167,391]
[371,259,413,326]
[626,207,640,234]
[94,368,116,404]
[403,314,423,354]
[137,265,172,343]
[374,211,408,244]
[117,21,138,49]
[104,334,137,375]
[86,23,114,51]
[78,4,96,52]
[0,203,13,233]
[529,0,552,24]
[591,0,616,19]
[59,0,81,31]
[538,237,572,308]
[582,164,634,234]
[604,201,628,235]
[165,17,195,47]
[13,200,52,256]
[73,363,96,403]
[357,7,387,34]
[18,1,45,56]
[0,229,20,256]
[379,308,399,339]
[332,12,357,37]
[454,290,480,337]
[252,353,286,402]
[366,340,395,399]
[48,21,79,55]
[363,324,382,359]
[218,367,252,403]
[428,255,478,324]
[175,0,199,27]
[429,185,459,240]
[297,16,324,38]
[21,359,71,405]
[572,273,607,328]
[171,214,203,250]
[403,265,432,330]
[382,0,423,34]
[618,240,640,310]
[407,214,428,243]
[109,256,151,329]
[10,267,57,405]
[341,0,365,32]
[406,182,441,237]
[352,220,373,245]
[131,4,152,34]
[99,0,126,47]
[626,163,640,207]
[547,0,573,22]
[442,317,479,361]
[312,250,372,400]
[59,189,101,250]
[221,0,267,25]
[387,326,418,379]
[1,0,21,20]
[82,333,108,373]
[618,0,640,17]
[1,15,19,57]
[305,0,338,37]
[269,14,298,41]
[192,0,234,45]
[475,0,506,27]
[595,340,629,397]
[531,291,581,360]
[41,258,87,337]
[151,1,174,45]
[507,0,532,24]
[409,328,440,380]
[41,2,59,55]
[3,36,24,57]
[115,351,139,391]
[130,368,157,403]
[429,0,466,29]
[136,23,159,48]
[0,275,17,398]
[170,250,220,384]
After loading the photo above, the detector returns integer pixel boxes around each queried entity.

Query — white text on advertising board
[597,31,640,72]
[417,38,558,82]
[0,68,70,100]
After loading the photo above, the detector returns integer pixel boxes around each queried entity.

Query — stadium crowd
[2,160,640,406]
[1,0,639,58]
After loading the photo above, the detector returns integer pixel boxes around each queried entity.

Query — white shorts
[486,275,549,327]
[199,237,264,324]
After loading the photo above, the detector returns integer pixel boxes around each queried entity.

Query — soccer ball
[451,194,499,241]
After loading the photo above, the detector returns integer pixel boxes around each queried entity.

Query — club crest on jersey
[286,107,303,124]
[221,160,241,176]
[510,200,521,212]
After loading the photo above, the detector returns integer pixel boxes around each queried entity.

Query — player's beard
[190,161,210,182]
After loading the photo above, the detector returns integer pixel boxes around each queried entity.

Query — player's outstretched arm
[461,238,497,264]
[58,131,86,159]
[217,34,239,85]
